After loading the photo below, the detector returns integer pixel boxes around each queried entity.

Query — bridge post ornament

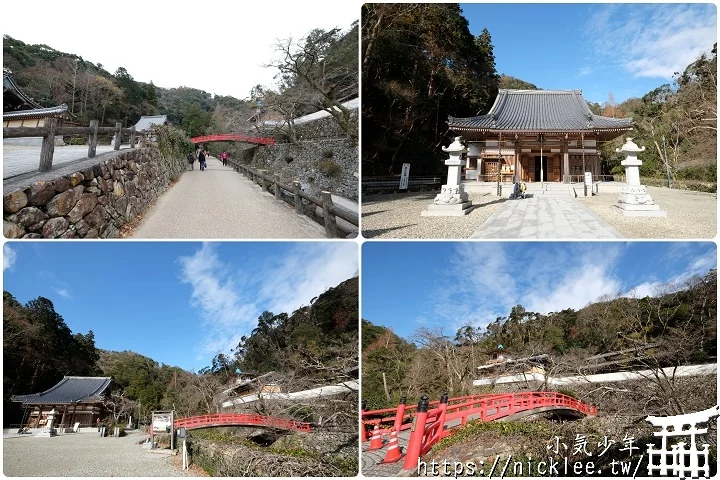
[615,137,666,216]
[422,137,473,215]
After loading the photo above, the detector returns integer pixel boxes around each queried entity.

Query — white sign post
[399,163,410,190]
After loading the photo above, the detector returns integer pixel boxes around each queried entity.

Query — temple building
[448,89,633,183]
[11,376,112,430]
[4,68,72,146]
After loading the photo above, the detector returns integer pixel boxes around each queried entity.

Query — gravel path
[132,156,325,238]
[3,144,123,179]
[3,430,197,477]
[577,185,717,239]
[362,192,506,239]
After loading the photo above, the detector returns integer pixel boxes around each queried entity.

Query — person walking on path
[198,150,206,171]
[221,151,228,166]
[186,152,195,170]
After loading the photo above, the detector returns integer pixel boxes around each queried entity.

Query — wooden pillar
[130,126,136,148]
[60,407,67,431]
[88,120,99,158]
[260,171,267,191]
[514,136,520,183]
[39,118,58,172]
[71,404,77,428]
[274,174,281,200]
[563,135,570,183]
[293,181,303,214]
[35,406,43,427]
[321,191,338,238]
[113,122,122,150]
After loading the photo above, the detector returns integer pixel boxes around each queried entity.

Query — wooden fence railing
[227,158,358,238]
[3,120,152,173]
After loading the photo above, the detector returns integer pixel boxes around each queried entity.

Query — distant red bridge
[191,134,275,145]
[362,391,597,470]
[174,413,311,432]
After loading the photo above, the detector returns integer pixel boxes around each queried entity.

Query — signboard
[584,171,592,186]
[152,412,172,432]
[399,163,411,190]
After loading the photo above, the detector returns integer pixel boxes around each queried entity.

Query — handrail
[362,392,597,470]
[191,133,275,146]
[4,120,151,173]
[174,413,311,432]
[227,158,358,238]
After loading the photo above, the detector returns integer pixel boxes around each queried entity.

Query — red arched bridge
[174,413,311,432]
[191,134,275,145]
[362,391,597,470]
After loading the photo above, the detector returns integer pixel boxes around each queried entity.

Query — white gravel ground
[361,191,506,239]
[3,430,197,477]
[3,144,123,179]
[576,185,717,239]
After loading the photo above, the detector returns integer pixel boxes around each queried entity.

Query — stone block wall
[3,148,185,238]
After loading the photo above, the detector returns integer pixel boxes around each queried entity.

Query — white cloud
[53,288,73,299]
[178,242,357,361]
[432,243,626,333]
[578,66,593,76]
[588,4,716,80]
[4,244,17,271]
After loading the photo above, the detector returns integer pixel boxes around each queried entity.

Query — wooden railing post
[293,181,303,214]
[113,122,122,150]
[88,120,99,158]
[260,171,267,192]
[39,117,58,172]
[321,191,338,238]
[130,126,136,148]
[274,174,281,200]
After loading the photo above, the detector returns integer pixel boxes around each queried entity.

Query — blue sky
[3,242,358,372]
[462,3,717,104]
[362,241,716,340]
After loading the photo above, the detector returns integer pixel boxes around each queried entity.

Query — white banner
[399,163,411,190]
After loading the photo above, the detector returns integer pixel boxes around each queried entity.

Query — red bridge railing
[191,134,275,145]
[174,413,311,432]
[362,391,597,470]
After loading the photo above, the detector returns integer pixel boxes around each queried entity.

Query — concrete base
[421,202,473,216]
[617,203,667,216]
[35,430,57,437]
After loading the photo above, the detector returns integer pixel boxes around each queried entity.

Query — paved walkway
[132,156,325,238]
[470,196,623,239]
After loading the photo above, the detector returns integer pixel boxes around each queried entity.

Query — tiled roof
[133,115,167,132]
[448,89,633,132]
[3,105,71,120]
[11,376,112,404]
[4,67,44,111]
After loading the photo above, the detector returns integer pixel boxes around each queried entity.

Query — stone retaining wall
[238,114,359,200]
[3,148,185,238]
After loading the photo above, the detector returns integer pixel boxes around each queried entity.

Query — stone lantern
[616,138,666,217]
[36,408,58,437]
[421,137,473,216]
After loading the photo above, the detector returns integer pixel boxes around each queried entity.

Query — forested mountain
[3,23,358,145]
[498,74,538,90]
[3,276,359,425]
[362,269,716,410]
[598,44,717,183]
[361,4,500,175]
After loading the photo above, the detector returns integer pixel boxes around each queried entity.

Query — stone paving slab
[132,156,326,239]
[470,196,623,239]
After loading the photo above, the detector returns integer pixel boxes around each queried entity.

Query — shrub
[69,136,87,146]
[285,155,294,164]
[321,149,334,159]
[316,160,341,177]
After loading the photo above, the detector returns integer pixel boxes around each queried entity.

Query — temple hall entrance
[534,156,548,182]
